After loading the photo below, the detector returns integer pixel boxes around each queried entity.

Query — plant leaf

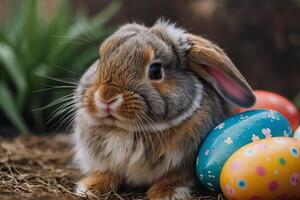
[68,0,121,40]
[45,0,70,65]
[0,81,28,133]
[0,30,8,43]
[0,43,28,107]
[89,0,121,30]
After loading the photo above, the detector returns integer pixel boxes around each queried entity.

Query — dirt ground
[0,135,222,200]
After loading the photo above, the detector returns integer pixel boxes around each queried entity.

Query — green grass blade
[0,43,28,107]
[68,0,121,41]
[0,0,120,133]
[71,46,99,72]
[89,0,121,29]
[0,30,8,43]
[45,0,70,64]
[23,0,42,67]
[0,81,28,134]
[4,0,29,45]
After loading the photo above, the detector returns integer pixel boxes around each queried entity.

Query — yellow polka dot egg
[220,137,300,200]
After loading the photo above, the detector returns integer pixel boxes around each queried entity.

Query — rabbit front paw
[147,178,192,200]
[75,171,120,197]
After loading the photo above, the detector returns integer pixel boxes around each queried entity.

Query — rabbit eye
[149,63,163,80]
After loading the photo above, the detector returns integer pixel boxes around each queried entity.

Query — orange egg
[220,137,300,200]
[237,90,300,130]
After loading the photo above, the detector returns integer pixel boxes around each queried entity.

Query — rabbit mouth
[106,115,117,120]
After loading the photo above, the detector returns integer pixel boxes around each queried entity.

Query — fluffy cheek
[152,79,177,95]
[117,91,147,122]
[83,84,98,116]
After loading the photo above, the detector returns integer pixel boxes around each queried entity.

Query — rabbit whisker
[139,111,169,150]
[50,105,78,129]
[71,17,96,43]
[55,107,79,131]
[132,118,152,152]
[51,35,93,46]
[46,100,79,124]
[32,86,77,93]
[37,73,90,87]
[31,94,76,111]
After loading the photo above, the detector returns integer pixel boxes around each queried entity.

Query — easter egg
[220,137,300,200]
[196,109,292,192]
[237,90,300,130]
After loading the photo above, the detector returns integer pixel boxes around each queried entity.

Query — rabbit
[72,20,255,200]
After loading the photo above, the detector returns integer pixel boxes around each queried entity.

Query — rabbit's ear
[185,34,255,108]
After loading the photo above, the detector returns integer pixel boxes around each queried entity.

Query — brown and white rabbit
[73,20,255,199]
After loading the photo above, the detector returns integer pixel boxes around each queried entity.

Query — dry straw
[0,135,221,200]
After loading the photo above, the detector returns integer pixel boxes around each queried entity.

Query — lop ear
[185,34,256,108]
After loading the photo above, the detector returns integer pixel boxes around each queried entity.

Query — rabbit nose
[99,95,119,105]
[96,94,123,111]
[98,94,123,112]
[97,84,123,111]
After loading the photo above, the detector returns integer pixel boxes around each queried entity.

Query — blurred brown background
[1,0,300,98]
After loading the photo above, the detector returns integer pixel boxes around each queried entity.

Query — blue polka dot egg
[196,109,292,192]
